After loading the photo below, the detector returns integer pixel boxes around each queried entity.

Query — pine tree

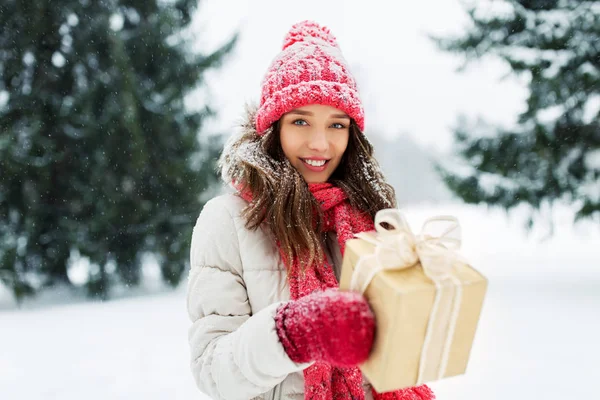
[0,0,236,301]
[433,0,600,225]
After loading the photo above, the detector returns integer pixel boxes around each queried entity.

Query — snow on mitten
[372,384,436,400]
[275,289,376,367]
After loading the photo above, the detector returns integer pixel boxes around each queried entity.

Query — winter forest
[1,1,599,399]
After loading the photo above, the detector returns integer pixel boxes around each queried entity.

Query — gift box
[338,209,487,393]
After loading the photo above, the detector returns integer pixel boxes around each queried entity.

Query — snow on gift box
[339,209,487,392]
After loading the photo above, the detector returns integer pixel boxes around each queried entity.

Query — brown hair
[219,105,396,269]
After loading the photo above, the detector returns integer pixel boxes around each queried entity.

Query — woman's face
[279,104,350,183]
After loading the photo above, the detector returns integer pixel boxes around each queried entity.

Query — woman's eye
[293,119,308,126]
[331,123,346,129]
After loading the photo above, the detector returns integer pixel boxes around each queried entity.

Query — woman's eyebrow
[288,110,313,116]
[287,110,350,119]
[331,113,350,119]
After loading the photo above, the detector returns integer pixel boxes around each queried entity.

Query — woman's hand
[275,289,376,367]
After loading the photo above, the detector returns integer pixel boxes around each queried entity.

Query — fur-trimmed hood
[218,103,285,188]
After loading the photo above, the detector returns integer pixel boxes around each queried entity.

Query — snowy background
[2,1,599,399]
[2,202,598,400]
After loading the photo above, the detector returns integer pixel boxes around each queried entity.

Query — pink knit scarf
[241,182,434,400]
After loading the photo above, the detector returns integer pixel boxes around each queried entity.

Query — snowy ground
[1,202,599,400]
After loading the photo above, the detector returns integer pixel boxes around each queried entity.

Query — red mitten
[275,289,375,367]
[372,384,436,400]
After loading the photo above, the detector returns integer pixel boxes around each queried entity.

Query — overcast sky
[189,0,528,152]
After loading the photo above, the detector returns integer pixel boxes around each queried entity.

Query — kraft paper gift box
[338,209,487,393]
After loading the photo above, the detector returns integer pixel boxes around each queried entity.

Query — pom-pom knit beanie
[255,20,365,134]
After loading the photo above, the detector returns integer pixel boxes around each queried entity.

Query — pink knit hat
[255,21,365,134]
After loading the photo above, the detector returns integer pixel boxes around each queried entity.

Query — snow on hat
[254,20,365,134]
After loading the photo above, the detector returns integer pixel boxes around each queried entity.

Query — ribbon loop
[421,215,461,250]
[374,208,413,236]
[350,209,462,293]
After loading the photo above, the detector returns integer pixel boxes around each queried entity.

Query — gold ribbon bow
[350,209,462,293]
[349,208,465,385]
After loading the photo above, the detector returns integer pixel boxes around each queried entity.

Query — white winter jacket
[187,193,374,400]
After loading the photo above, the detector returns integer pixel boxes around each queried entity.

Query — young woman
[187,20,435,400]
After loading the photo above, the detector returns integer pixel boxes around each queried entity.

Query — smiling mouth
[300,158,330,172]
[302,159,328,167]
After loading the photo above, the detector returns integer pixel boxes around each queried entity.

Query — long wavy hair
[219,105,396,269]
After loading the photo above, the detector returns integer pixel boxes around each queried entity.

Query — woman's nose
[307,130,328,152]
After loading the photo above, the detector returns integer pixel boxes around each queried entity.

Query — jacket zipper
[269,384,281,400]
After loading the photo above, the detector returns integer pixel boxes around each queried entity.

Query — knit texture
[240,182,435,400]
[274,289,376,366]
[255,21,365,134]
